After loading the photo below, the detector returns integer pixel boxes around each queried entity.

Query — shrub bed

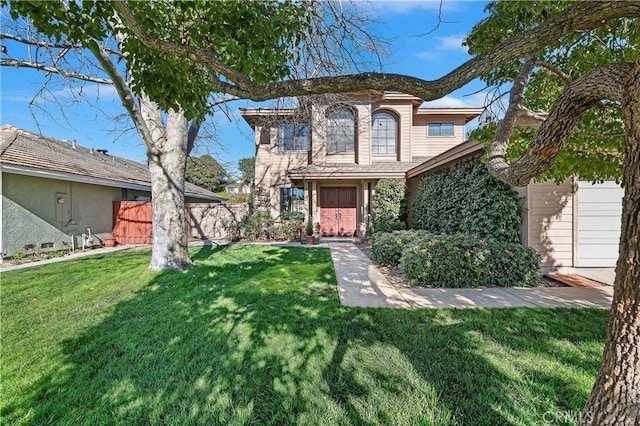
[371,230,432,266]
[412,162,522,242]
[401,234,541,288]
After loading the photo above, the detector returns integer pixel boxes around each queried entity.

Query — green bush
[243,210,274,240]
[271,219,303,241]
[371,230,432,266]
[224,210,302,241]
[372,178,407,230]
[373,221,406,234]
[412,162,522,242]
[401,234,541,288]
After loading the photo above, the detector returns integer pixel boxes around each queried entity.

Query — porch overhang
[287,162,421,181]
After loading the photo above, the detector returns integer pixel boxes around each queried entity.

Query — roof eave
[406,141,485,178]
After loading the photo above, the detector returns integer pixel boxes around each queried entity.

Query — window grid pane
[278,123,311,152]
[280,187,305,214]
[327,109,355,153]
[372,112,397,154]
[428,122,454,137]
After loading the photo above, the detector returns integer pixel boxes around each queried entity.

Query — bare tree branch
[0,58,112,84]
[84,40,155,151]
[0,32,124,57]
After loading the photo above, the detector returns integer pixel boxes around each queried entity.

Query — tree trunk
[580,61,640,425]
[148,110,192,271]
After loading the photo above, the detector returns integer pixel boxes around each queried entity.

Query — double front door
[320,187,357,237]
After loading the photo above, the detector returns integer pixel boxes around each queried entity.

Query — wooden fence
[112,201,248,245]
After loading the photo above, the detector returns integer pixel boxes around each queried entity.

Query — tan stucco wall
[2,173,149,257]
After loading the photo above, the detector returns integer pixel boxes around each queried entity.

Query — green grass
[2,245,608,425]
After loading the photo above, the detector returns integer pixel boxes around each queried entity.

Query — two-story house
[240,92,482,237]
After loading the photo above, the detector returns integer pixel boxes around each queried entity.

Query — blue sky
[0,0,490,176]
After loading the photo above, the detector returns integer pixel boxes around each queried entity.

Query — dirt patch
[357,243,567,288]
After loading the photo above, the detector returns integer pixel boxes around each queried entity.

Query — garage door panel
[579,203,622,213]
[577,181,623,267]
[578,217,621,231]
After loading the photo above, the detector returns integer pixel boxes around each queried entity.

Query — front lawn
[2,245,607,425]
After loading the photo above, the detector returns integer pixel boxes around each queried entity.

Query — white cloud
[415,33,468,59]
[437,34,467,52]
[368,0,461,15]
[421,91,488,108]
[44,84,119,102]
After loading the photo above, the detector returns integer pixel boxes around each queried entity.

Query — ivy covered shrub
[401,234,541,288]
[224,210,302,241]
[412,162,522,242]
[372,178,407,232]
[371,230,432,266]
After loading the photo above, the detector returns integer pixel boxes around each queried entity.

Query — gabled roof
[0,125,224,202]
[406,140,484,178]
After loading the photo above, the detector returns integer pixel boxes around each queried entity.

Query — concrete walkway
[328,242,614,309]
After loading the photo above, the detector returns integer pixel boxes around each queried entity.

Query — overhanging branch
[487,63,633,186]
[0,59,112,84]
[111,0,640,102]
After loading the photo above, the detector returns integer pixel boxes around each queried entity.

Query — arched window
[327,108,356,153]
[371,112,397,155]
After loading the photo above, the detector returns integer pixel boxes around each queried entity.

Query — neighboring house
[1,125,224,258]
[240,92,482,236]
[406,141,624,271]
[225,179,252,195]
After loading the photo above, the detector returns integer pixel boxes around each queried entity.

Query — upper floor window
[428,122,454,137]
[278,123,311,152]
[372,112,397,155]
[327,109,356,153]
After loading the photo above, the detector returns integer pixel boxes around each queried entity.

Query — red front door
[320,187,357,236]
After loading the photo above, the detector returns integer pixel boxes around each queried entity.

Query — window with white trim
[327,109,356,153]
[371,112,397,154]
[278,123,311,152]
[428,122,454,137]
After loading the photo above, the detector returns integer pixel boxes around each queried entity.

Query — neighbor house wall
[1,173,148,257]
[526,179,575,272]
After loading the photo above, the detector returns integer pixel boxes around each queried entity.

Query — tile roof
[0,125,223,201]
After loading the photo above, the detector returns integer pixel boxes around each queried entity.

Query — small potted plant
[305,216,315,245]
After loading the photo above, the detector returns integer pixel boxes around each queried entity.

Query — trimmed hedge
[401,234,541,288]
[371,230,432,266]
[412,162,522,242]
[372,178,407,230]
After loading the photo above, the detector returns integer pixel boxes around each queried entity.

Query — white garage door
[577,180,623,267]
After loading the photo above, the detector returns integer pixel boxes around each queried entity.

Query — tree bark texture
[488,63,632,187]
[147,110,192,271]
[580,61,640,426]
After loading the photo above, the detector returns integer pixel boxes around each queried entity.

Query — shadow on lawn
[17,245,607,425]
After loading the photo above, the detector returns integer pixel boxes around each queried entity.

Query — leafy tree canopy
[185,155,228,194]
[464,0,638,183]
[6,0,312,121]
[237,157,255,186]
